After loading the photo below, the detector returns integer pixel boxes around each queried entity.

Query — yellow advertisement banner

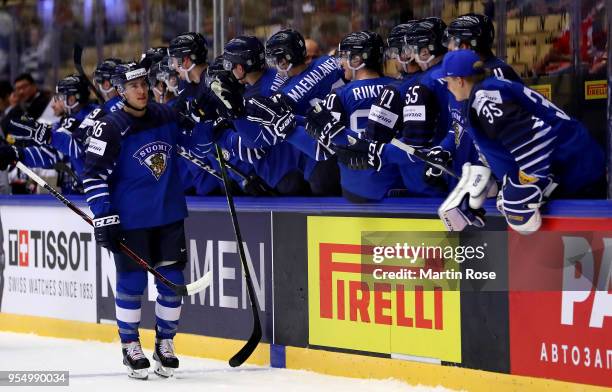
[529,84,552,101]
[307,216,461,363]
[584,80,607,100]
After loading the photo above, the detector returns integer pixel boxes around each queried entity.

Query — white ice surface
[0,332,456,392]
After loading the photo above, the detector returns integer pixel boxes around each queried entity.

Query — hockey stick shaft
[222,159,278,196]
[177,147,223,180]
[214,144,262,367]
[73,43,107,104]
[390,138,459,179]
[16,162,210,296]
[179,146,277,196]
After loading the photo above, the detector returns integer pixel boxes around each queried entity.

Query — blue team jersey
[327,76,402,200]
[238,68,302,188]
[104,96,124,113]
[366,70,444,197]
[440,56,522,187]
[467,76,604,195]
[401,61,450,146]
[367,77,416,142]
[277,56,344,180]
[279,55,345,115]
[83,102,187,229]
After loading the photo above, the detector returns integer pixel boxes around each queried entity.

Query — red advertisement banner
[509,217,612,387]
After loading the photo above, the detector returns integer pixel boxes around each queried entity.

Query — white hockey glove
[438,163,498,231]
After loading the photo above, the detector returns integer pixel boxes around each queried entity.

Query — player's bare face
[51,96,66,117]
[446,76,470,101]
[124,78,149,109]
[232,64,246,83]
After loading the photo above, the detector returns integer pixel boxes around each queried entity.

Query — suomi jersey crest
[133,141,173,180]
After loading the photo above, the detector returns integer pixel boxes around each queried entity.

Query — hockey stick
[214,144,262,367]
[390,138,459,179]
[16,161,211,296]
[177,147,223,180]
[222,159,278,196]
[178,146,278,196]
[54,161,84,193]
[73,43,107,104]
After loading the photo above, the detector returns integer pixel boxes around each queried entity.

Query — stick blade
[228,321,262,367]
[185,271,212,296]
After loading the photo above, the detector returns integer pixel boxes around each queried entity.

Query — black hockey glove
[5,115,52,145]
[242,174,273,196]
[0,144,22,170]
[332,136,384,171]
[245,94,296,139]
[93,214,122,253]
[424,146,452,188]
[210,72,245,119]
[305,103,345,148]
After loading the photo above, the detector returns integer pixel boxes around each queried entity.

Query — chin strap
[277,63,293,78]
[180,63,196,83]
[416,54,436,71]
[98,84,115,101]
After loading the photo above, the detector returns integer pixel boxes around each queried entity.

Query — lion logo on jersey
[133,141,173,180]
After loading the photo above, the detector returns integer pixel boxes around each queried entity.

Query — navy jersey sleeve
[366,84,404,142]
[20,144,61,168]
[400,82,440,146]
[82,117,122,217]
[232,118,279,148]
[50,116,83,159]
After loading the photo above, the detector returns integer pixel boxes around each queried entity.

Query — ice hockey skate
[153,338,179,378]
[121,340,150,380]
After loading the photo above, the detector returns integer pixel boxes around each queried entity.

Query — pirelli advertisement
[306,216,462,363]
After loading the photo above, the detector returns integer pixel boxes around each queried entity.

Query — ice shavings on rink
[0,332,457,392]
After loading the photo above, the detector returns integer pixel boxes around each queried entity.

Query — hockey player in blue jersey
[385,21,421,81]
[312,20,449,198]
[149,57,179,106]
[215,35,309,194]
[264,28,345,195]
[426,13,522,189]
[93,58,125,113]
[437,49,604,234]
[306,31,400,201]
[0,75,97,193]
[168,33,268,195]
[167,32,219,120]
[74,59,127,149]
[399,17,449,146]
[83,62,188,379]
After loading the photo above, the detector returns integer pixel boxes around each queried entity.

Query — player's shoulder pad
[484,57,523,83]
[469,77,516,117]
[91,109,127,138]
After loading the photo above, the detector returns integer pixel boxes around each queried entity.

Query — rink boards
[0,195,610,391]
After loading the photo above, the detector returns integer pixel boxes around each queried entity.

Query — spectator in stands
[305,38,322,65]
[12,73,52,120]
[0,81,13,121]
[0,81,12,194]
[19,23,51,86]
